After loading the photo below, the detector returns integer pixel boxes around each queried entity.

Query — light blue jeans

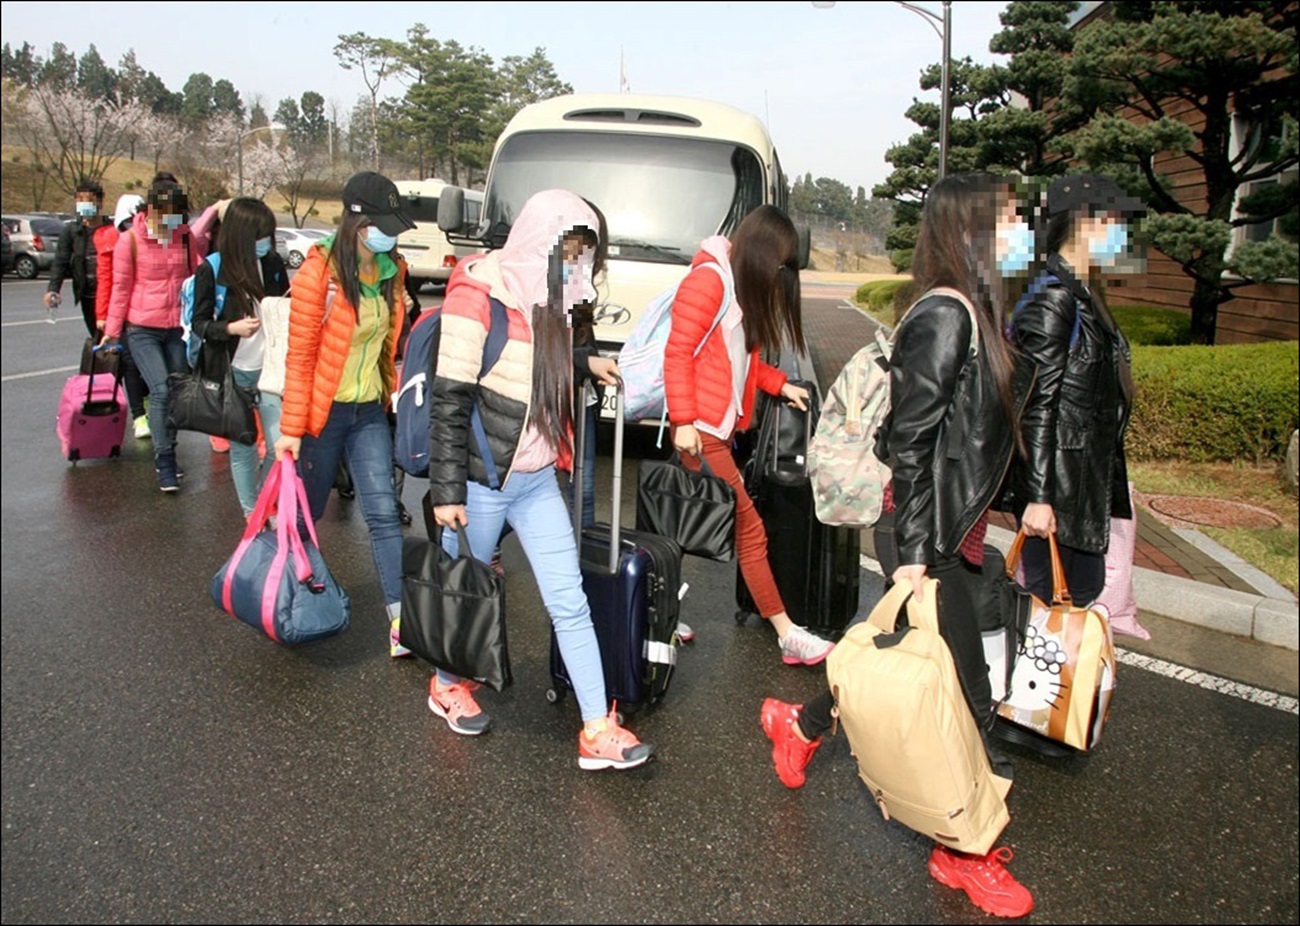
[230,369,282,517]
[437,467,608,722]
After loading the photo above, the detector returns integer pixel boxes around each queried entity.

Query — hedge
[854,279,912,325]
[1111,304,1192,346]
[1127,341,1299,463]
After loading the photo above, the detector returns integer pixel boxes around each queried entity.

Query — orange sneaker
[928,845,1034,918]
[578,706,654,771]
[427,678,492,736]
[761,698,822,788]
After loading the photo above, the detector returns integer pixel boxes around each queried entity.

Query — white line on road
[1,317,81,328]
[2,365,77,382]
[1115,647,1298,714]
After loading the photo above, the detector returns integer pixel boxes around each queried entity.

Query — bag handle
[420,489,479,563]
[1005,528,1072,606]
[671,450,720,481]
[865,577,941,635]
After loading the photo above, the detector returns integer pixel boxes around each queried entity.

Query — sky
[0,0,1017,196]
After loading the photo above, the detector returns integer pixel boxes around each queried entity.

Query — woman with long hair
[662,204,831,662]
[760,173,1036,918]
[425,188,653,771]
[190,197,289,517]
[1003,173,1144,606]
[273,171,414,657]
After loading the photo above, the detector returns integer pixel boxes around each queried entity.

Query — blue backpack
[618,261,732,423]
[1009,272,1081,348]
[180,253,226,369]
[393,298,509,480]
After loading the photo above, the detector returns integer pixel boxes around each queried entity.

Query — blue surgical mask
[75,201,97,218]
[996,219,1034,276]
[160,213,183,231]
[1089,222,1129,267]
[363,226,397,254]
[255,236,272,258]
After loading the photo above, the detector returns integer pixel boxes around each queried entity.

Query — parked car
[1,224,13,276]
[1,214,68,279]
[274,227,329,269]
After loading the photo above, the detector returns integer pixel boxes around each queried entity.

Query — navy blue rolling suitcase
[548,381,684,711]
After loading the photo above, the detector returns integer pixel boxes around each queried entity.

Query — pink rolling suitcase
[57,350,127,463]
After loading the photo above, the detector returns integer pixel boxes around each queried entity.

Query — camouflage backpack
[808,287,978,529]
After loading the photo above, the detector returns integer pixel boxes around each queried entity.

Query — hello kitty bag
[996,531,1116,753]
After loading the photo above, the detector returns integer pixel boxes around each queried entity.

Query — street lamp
[237,122,287,196]
[812,1,952,179]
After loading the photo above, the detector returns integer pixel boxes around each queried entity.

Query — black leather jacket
[1004,255,1132,554]
[887,293,1021,566]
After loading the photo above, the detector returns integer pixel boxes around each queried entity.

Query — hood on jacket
[493,189,601,313]
[113,194,145,231]
[697,234,732,273]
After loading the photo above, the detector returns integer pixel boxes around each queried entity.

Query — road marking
[1,365,77,382]
[1115,648,1298,714]
[1,317,82,328]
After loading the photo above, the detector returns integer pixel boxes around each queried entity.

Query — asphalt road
[2,276,1297,924]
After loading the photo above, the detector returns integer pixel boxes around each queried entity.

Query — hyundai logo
[595,303,631,326]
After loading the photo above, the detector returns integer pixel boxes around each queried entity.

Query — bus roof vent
[564,108,701,128]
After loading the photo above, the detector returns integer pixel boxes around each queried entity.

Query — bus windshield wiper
[607,239,692,264]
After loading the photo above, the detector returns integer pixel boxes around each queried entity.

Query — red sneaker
[760,698,821,789]
[928,845,1034,918]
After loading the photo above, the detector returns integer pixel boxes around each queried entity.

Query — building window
[1230,112,1299,253]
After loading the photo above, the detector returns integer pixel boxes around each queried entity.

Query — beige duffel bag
[826,578,1012,855]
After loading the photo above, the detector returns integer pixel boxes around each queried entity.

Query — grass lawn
[1128,460,1299,594]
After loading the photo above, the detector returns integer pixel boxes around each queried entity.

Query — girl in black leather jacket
[760,173,1036,918]
[1006,174,1144,605]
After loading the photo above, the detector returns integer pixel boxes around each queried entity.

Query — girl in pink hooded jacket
[102,175,202,492]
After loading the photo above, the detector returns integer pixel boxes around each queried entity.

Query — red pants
[681,433,785,618]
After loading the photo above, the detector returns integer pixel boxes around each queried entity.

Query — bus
[436,93,806,380]
[392,178,485,288]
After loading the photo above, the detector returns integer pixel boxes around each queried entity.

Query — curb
[983,524,1299,651]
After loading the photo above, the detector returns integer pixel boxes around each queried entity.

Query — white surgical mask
[75,202,97,219]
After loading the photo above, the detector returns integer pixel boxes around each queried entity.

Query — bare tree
[17,82,143,195]
[134,109,185,174]
[240,139,285,201]
[334,32,399,172]
[272,141,323,228]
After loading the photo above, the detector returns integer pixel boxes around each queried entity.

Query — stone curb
[984,525,1299,652]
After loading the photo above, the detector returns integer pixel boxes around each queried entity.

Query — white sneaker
[779,625,835,666]
[133,415,151,439]
[676,620,696,643]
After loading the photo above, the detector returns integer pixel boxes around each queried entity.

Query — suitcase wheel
[110,446,121,458]
[69,449,81,463]
[545,687,565,705]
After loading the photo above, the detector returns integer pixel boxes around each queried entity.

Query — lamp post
[813,1,952,179]
[237,123,287,196]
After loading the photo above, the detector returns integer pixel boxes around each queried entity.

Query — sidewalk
[801,290,1300,651]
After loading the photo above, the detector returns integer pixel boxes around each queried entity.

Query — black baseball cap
[1046,174,1146,219]
[342,171,416,237]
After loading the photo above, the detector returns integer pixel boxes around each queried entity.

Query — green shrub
[892,280,919,319]
[1127,341,1299,463]
[854,279,913,326]
[1112,304,1192,346]
[890,248,914,273]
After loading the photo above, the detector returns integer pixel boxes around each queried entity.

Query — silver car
[1,214,67,279]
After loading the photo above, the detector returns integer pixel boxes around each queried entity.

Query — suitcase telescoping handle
[573,377,625,575]
[85,342,124,405]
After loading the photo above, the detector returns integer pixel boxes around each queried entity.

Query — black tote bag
[636,452,736,562]
[400,494,511,691]
[167,348,259,444]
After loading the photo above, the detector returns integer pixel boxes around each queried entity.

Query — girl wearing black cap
[274,171,417,656]
[1003,174,1143,606]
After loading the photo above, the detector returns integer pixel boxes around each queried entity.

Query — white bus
[392,178,484,288]
[437,93,805,356]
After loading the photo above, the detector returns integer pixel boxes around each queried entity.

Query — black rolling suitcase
[548,380,685,711]
[735,355,860,640]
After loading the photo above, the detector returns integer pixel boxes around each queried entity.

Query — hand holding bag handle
[1005,529,1071,606]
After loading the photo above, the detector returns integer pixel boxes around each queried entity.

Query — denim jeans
[298,401,403,606]
[437,467,608,722]
[229,369,282,517]
[125,324,187,457]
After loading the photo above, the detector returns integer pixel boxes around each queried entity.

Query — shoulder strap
[920,286,980,357]
[690,261,733,357]
[470,298,512,490]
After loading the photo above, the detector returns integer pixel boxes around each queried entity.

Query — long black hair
[215,197,275,320]
[909,171,1020,431]
[729,204,806,355]
[528,202,608,459]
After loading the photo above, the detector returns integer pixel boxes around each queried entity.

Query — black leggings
[1018,535,1105,606]
[798,514,993,741]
